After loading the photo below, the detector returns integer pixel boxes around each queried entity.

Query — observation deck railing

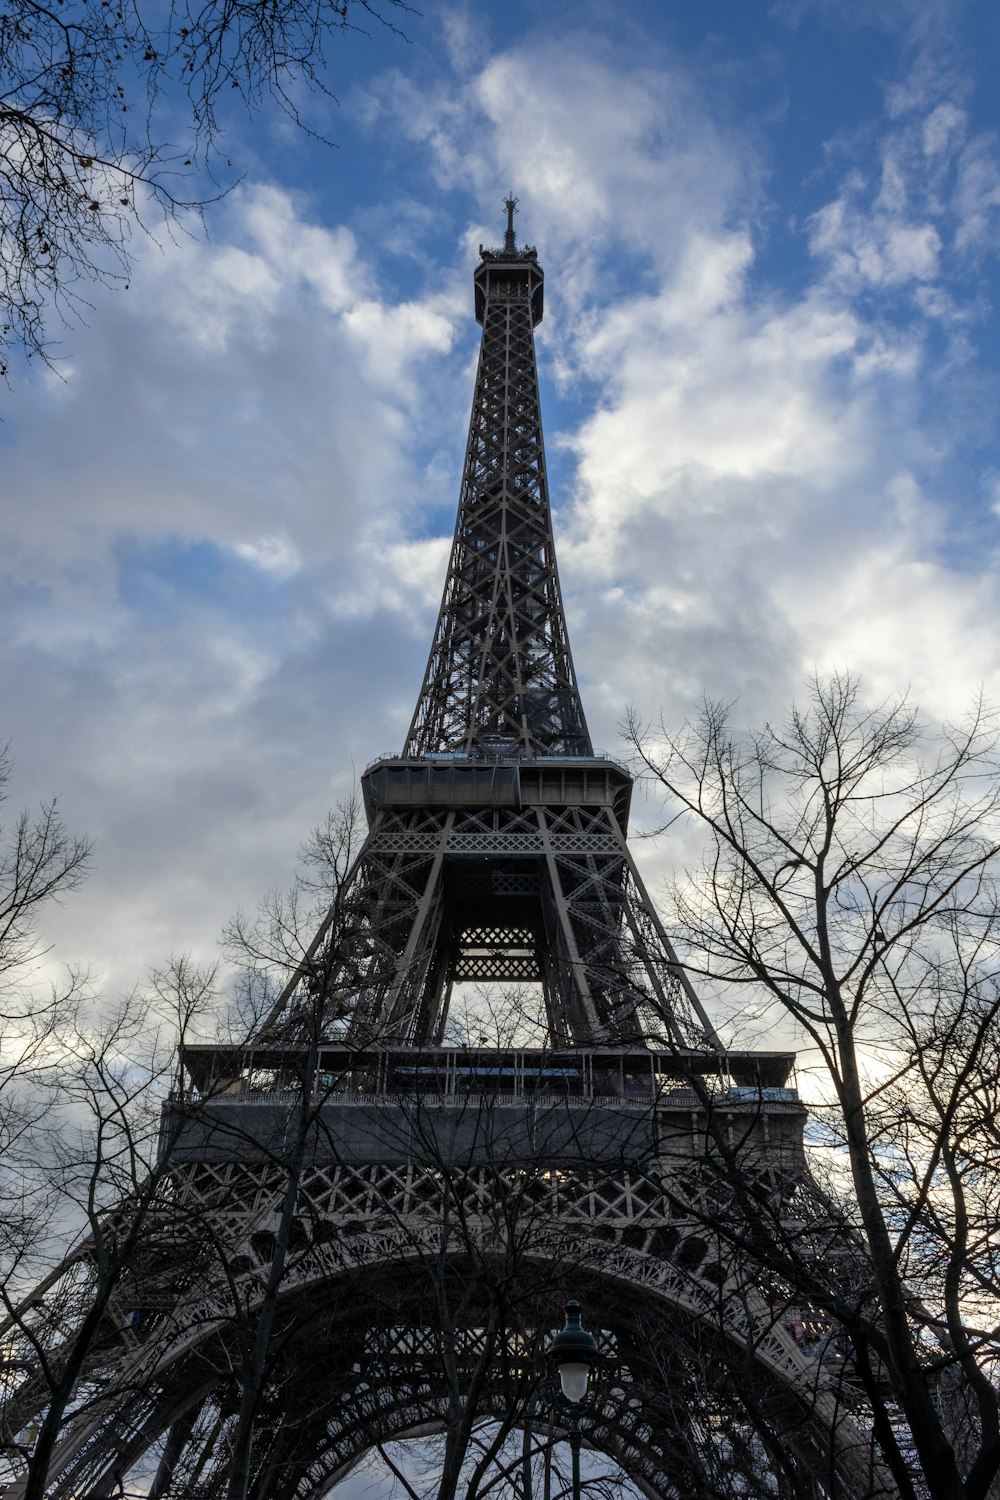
[174,1083,801,1113]
[161,1080,806,1170]
[364,748,629,775]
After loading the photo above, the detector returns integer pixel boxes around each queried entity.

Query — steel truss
[0,207,894,1500]
[294,795,718,1050]
[404,227,588,760]
[3,1144,877,1500]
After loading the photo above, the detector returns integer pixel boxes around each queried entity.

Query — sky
[3,0,1000,1013]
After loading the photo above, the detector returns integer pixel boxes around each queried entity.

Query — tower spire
[503,191,518,253]
[405,198,591,759]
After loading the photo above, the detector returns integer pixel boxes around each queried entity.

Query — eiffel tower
[2,202,882,1500]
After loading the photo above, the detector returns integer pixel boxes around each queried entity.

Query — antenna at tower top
[503,192,519,253]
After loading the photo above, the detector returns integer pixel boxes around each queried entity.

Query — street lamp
[546,1300,600,1500]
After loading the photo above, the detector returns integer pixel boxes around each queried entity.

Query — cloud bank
[3,0,999,1005]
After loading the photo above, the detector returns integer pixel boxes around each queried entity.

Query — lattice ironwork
[403,226,589,760]
[294,795,715,1049]
[254,210,719,1053]
[1,1135,879,1500]
[0,207,889,1500]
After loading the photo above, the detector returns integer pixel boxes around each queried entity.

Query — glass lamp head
[548,1299,599,1406]
[558,1361,591,1404]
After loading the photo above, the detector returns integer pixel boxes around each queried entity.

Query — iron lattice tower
[405,195,589,762]
[0,205,886,1500]
[266,195,717,1054]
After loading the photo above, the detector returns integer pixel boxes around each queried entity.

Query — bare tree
[0,956,220,1500]
[124,796,373,1500]
[626,672,1000,1500]
[2,773,868,1500]
[0,744,93,1366]
[0,799,367,1500]
[0,0,410,376]
[0,744,92,1007]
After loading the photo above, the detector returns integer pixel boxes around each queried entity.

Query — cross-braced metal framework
[298,791,718,1050]
[2,1105,880,1500]
[243,205,721,1053]
[404,214,587,760]
[263,212,717,1049]
[0,205,895,1500]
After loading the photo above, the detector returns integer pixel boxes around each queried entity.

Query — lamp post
[546,1300,600,1500]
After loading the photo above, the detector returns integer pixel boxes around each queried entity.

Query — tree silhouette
[0,0,409,376]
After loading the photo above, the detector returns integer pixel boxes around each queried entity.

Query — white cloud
[807,190,941,289]
[986,471,1000,517]
[0,181,468,990]
[922,102,965,157]
[359,15,1000,769]
[165,245,282,350]
[789,539,1000,719]
[327,535,451,622]
[239,186,366,312]
[807,37,1000,301]
[232,535,302,579]
[4,2,1000,1019]
[954,135,1000,256]
[343,297,455,392]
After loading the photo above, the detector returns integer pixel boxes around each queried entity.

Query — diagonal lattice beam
[404,235,590,758]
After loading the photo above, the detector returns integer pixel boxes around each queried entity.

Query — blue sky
[3,0,1000,1000]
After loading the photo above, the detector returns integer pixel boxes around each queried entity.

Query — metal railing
[179,1084,799,1112]
[364,748,628,773]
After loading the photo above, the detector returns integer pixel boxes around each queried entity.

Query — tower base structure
[5,1043,883,1500]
